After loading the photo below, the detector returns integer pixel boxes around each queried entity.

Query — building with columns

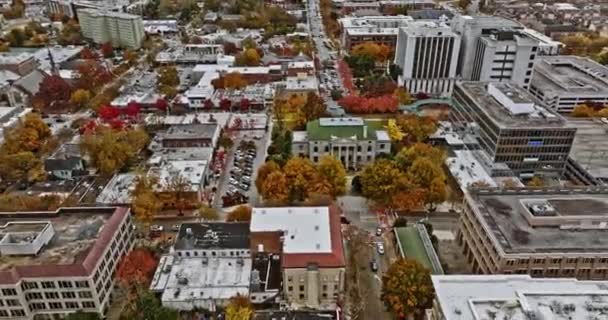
[292,117,391,170]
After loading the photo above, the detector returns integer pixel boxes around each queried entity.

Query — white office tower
[394,20,461,97]
[451,15,541,89]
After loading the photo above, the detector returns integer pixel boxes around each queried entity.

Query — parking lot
[213,128,270,214]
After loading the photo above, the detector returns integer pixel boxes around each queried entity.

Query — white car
[377,243,385,255]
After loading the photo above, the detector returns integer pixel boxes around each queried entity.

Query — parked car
[376,243,385,255]
[370,260,379,272]
[149,225,164,238]
[376,227,383,236]
[171,224,181,232]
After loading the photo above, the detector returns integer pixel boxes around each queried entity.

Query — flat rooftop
[0,207,128,283]
[174,223,250,251]
[254,311,336,320]
[532,56,608,95]
[566,118,608,180]
[468,190,608,254]
[457,82,566,128]
[0,211,110,269]
[151,255,251,308]
[163,123,219,140]
[432,274,608,320]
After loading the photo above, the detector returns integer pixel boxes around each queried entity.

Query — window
[45,292,59,299]
[65,302,79,309]
[49,302,62,309]
[30,302,46,310]
[313,146,318,152]
[25,292,42,300]
[1,289,16,296]
[61,292,76,299]
[58,281,73,288]
[287,276,293,282]
[6,299,20,307]
[79,291,93,299]
[22,282,38,290]
[322,285,327,291]
[41,281,55,289]
[0,310,7,317]
[288,286,293,292]
[10,310,25,317]
[82,301,96,308]
[299,294,304,299]
[299,285,304,292]
[367,146,372,152]
[75,281,90,288]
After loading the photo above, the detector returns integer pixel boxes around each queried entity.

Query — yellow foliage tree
[572,104,595,117]
[283,157,317,201]
[226,205,252,222]
[381,259,434,318]
[385,119,406,142]
[70,89,91,109]
[316,155,347,196]
[80,128,149,176]
[527,176,544,187]
[130,174,162,226]
[351,42,391,62]
[393,87,413,105]
[261,171,289,204]
[225,295,253,320]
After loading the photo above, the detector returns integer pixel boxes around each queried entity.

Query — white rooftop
[150,160,207,192]
[96,173,136,204]
[319,117,364,127]
[151,255,251,310]
[432,275,608,320]
[292,131,308,142]
[447,150,496,190]
[250,207,331,254]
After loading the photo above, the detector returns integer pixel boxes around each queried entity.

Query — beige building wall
[0,213,135,319]
[457,199,608,280]
[283,266,345,309]
[77,9,144,49]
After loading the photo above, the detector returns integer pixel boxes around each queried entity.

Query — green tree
[122,288,178,320]
[381,259,434,319]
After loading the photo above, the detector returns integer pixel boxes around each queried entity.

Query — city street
[306,0,346,116]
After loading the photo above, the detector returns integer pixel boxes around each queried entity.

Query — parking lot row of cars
[228,142,257,194]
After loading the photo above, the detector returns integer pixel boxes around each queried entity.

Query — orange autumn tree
[381,258,434,319]
[116,248,158,289]
[227,205,252,222]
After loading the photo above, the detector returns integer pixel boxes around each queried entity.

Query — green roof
[395,226,433,270]
[306,118,385,140]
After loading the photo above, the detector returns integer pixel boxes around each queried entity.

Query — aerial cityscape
[0,0,606,319]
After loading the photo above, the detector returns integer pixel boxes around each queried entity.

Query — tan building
[0,207,134,319]
[77,8,145,49]
[0,53,38,76]
[250,206,345,310]
[458,187,608,280]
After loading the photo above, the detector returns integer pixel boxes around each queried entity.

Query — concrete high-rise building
[0,207,134,320]
[457,187,608,280]
[427,275,608,320]
[530,56,608,113]
[469,29,539,89]
[77,8,145,49]
[450,82,576,178]
[394,20,460,97]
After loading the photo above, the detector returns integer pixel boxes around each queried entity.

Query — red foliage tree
[76,62,112,91]
[80,119,98,134]
[32,75,72,111]
[155,98,168,112]
[338,94,397,114]
[220,98,231,111]
[109,119,126,130]
[116,248,157,287]
[124,101,140,118]
[98,105,120,121]
[240,98,250,112]
[415,92,430,100]
[80,47,99,60]
[223,42,238,55]
[100,42,114,58]
[203,99,214,110]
